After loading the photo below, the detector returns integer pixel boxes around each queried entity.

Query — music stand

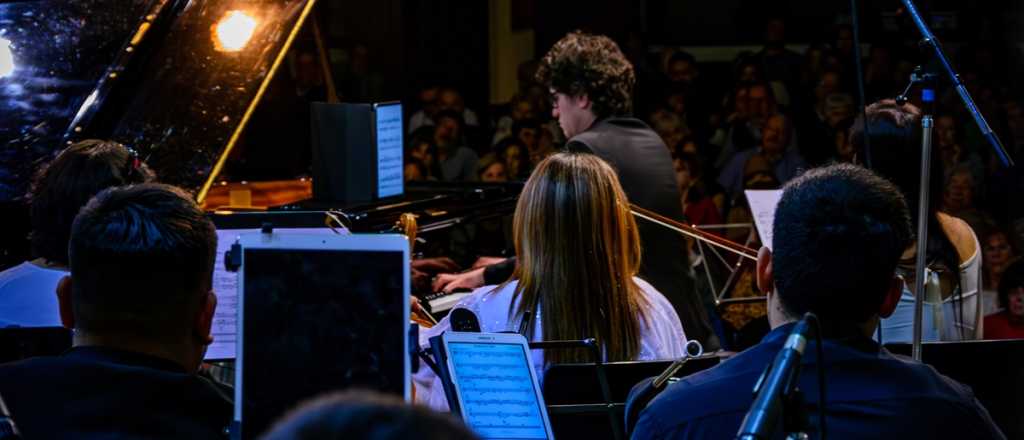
[885,339,1024,438]
[539,341,719,440]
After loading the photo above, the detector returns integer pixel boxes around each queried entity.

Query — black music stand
[538,338,720,440]
[885,339,1024,439]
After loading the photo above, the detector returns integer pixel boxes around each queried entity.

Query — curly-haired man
[435,31,719,350]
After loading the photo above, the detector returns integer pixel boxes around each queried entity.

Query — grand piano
[0,0,520,281]
[1,2,1022,438]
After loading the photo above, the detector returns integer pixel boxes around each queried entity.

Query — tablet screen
[449,341,550,439]
[240,247,406,438]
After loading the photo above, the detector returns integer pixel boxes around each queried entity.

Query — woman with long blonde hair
[414,152,687,408]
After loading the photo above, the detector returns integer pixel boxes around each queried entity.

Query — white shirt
[0,262,66,328]
[413,277,688,409]
[880,232,983,342]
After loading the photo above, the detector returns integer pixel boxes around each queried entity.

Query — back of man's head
[536,30,635,119]
[261,390,479,440]
[68,183,216,343]
[772,164,912,322]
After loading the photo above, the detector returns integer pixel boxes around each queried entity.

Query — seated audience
[0,140,153,327]
[415,153,688,409]
[0,183,230,439]
[633,164,1005,439]
[261,390,478,440]
[983,259,1024,340]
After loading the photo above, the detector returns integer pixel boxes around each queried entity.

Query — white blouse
[413,277,688,409]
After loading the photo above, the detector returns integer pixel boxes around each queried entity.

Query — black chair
[0,327,71,364]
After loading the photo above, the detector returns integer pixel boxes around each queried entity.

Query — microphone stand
[894,66,937,361]
[899,0,1014,167]
[896,0,1014,360]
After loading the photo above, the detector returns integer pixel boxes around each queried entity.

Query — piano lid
[0,0,152,201]
[0,0,316,202]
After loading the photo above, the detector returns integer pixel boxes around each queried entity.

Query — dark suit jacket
[0,346,232,440]
[485,117,717,348]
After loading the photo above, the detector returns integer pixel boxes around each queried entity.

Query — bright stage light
[0,38,14,79]
[214,11,257,52]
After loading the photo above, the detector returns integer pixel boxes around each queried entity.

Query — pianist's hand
[432,267,486,294]
[411,257,461,273]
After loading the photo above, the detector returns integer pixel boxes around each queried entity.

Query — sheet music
[206,228,347,360]
[376,103,404,198]
[450,342,549,439]
[745,189,783,251]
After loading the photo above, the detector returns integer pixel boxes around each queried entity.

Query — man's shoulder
[569,117,662,152]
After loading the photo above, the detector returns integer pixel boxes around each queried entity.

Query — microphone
[736,314,815,440]
[450,308,481,333]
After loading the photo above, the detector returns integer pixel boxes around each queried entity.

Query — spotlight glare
[214,11,258,52]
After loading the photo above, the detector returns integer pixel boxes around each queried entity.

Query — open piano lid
[0,0,316,202]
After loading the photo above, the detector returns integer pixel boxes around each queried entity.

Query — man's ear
[194,290,217,346]
[56,275,75,329]
[575,94,592,110]
[756,246,774,296]
[879,275,903,318]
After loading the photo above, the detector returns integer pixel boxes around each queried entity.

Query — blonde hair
[508,152,648,364]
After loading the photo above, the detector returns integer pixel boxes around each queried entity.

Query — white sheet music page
[745,189,783,251]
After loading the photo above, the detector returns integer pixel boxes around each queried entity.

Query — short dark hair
[999,259,1024,310]
[68,183,216,341]
[536,31,635,119]
[772,164,913,322]
[261,390,479,440]
[29,139,154,265]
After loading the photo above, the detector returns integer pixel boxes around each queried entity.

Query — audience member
[261,390,478,440]
[982,228,1018,316]
[496,137,529,180]
[983,258,1024,340]
[408,85,441,133]
[942,165,995,236]
[718,113,806,201]
[476,154,508,183]
[0,140,153,327]
[416,153,687,410]
[0,183,230,439]
[673,152,722,229]
[407,126,442,180]
[633,164,1005,439]
[433,110,479,182]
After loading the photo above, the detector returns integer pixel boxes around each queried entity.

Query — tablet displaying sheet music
[444,332,555,440]
[234,233,409,439]
[207,227,343,361]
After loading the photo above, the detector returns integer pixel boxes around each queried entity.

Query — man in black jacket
[0,184,231,439]
[435,31,717,349]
